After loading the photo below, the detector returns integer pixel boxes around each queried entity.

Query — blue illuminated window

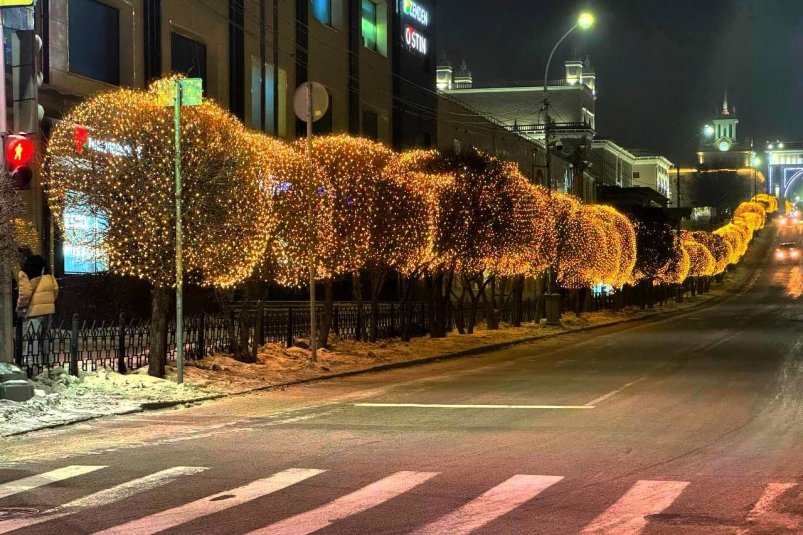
[63,202,107,274]
[312,0,332,25]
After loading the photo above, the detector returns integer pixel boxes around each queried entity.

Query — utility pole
[0,9,11,364]
[173,81,184,384]
[306,82,317,363]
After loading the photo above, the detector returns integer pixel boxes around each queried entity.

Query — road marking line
[353,403,595,410]
[581,479,689,534]
[411,474,563,535]
[0,467,206,534]
[93,468,325,535]
[737,482,799,533]
[585,377,647,407]
[0,465,106,499]
[247,471,438,535]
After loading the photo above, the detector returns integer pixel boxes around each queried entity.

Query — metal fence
[14,292,626,378]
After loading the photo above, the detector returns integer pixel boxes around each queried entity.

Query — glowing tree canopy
[433,150,539,277]
[291,135,393,278]
[657,236,691,284]
[628,207,677,283]
[734,201,767,229]
[751,194,778,214]
[692,231,731,275]
[45,81,273,289]
[257,135,333,286]
[681,231,716,278]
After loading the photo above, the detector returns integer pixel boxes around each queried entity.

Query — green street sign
[0,1,36,6]
[179,78,203,106]
[154,78,203,107]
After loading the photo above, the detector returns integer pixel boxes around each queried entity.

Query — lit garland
[289,135,394,279]
[44,77,273,289]
[12,218,38,253]
[681,231,716,277]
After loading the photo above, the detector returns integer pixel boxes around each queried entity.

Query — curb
[2,251,767,439]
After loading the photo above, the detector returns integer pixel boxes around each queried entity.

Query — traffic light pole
[0,9,13,364]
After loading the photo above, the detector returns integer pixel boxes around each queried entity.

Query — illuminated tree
[45,80,273,377]
[433,150,538,332]
[382,149,453,339]
[734,201,767,229]
[290,135,393,343]
[751,194,778,214]
[692,231,731,275]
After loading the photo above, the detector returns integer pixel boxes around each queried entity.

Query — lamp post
[751,156,762,198]
[543,12,594,194]
[675,125,714,233]
[542,12,594,322]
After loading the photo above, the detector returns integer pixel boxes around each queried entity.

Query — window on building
[361,0,378,50]
[252,60,287,137]
[361,0,387,55]
[633,172,640,179]
[362,109,378,140]
[68,0,120,85]
[171,32,207,85]
[312,0,332,25]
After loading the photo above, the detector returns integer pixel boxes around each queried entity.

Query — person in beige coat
[16,255,59,364]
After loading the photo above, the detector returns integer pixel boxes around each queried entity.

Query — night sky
[436,0,803,166]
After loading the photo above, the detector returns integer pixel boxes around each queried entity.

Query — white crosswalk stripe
[92,467,325,535]
[580,479,689,534]
[0,466,206,534]
[248,471,438,535]
[0,465,106,500]
[1,465,797,534]
[410,474,564,535]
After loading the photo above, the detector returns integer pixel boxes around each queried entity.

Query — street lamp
[751,156,762,198]
[542,12,594,317]
[675,125,715,232]
[543,12,595,193]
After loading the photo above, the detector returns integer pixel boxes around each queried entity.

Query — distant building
[630,150,673,202]
[697,94,754,168]
[436,56,596,144]
[589,139,635,189]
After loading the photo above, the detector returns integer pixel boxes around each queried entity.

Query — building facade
[631,151,673,202]
[18,0,437,275]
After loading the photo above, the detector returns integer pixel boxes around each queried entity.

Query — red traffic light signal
[6,134,35,190]
[6,135,34,168]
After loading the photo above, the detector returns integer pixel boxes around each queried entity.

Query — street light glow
[752,156,762,167]
[578,12,595,29]
[704,125,714,137]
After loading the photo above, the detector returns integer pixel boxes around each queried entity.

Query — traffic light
[6,134,34,190]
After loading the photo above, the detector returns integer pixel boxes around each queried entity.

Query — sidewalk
[0,246,765,438]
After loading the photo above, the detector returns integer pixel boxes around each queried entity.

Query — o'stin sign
[405,26,428,55]
[403,0,429,26]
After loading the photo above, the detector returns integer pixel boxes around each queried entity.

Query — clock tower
[698,94,753,168]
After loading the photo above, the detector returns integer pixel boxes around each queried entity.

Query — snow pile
[0,366,211,437]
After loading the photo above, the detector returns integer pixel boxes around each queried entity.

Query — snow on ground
[0,367,211,437]
[1,262,753,437]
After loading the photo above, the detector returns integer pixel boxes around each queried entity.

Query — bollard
[117,313,127,374]
[69,314,79,377]
[545,293,561,326]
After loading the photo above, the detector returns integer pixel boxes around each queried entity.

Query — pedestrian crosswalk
[0,464,798,534]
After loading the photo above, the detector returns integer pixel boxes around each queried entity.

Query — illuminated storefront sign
[403,0,429,26]
[404,26,427,55]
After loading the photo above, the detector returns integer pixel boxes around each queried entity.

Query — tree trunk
[148,285,169,377]
[369,269,386,343]
[353,272,364,341]
[512,276,524,327]
[483,276,499,330]
[235,283,256,363]
[399,275,415,342]
[535,274,546,322]
[318,278,334,348]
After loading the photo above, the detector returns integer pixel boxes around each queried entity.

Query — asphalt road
[1,227,802,534]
